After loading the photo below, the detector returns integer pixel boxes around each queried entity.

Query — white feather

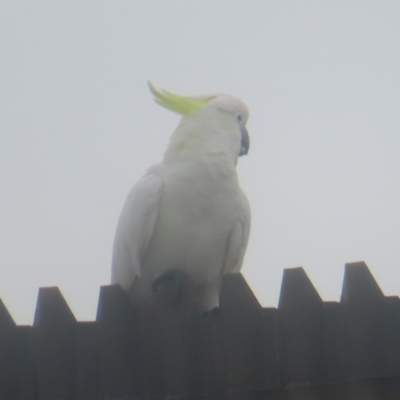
[111,173,162,290]
[222,189,251,274]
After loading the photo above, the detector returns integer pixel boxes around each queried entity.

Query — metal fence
[1,261,399,399]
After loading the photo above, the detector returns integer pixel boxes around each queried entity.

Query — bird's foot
[152,270,188,307]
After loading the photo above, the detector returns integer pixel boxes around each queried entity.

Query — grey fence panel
[278,267,325,387]
[95,284,143,399]
[196,307,228,399]
[384,296,400,377]
[34,287,78,400]
[16,326,35,400]
[219,274,280,398]
[320,301,351,384]
[76,322,96,400]
[139,281,204,399]
[0,299,18,400]
[341,262,389,380]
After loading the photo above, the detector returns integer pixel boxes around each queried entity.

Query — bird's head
[148,82,250,160]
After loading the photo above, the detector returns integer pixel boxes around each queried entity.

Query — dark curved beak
[239,126,250,156]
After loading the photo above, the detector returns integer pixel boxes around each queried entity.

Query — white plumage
[111,84,251,312]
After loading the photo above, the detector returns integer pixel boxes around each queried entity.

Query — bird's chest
[160,163,238,224]
[143,162,240,277]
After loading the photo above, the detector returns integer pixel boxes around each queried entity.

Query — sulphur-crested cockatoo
[111,82,251,312]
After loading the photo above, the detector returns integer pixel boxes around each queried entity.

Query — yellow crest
[148,81,216,115]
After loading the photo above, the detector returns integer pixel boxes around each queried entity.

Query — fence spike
[0,298,15,328]
[341,261,384,303]
[278,267,322,309]
[220,273,261,311]
[34,287,76,326]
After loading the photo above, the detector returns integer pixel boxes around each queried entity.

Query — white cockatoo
[111,82,251,312]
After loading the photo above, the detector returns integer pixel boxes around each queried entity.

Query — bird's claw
[152,270,188,306]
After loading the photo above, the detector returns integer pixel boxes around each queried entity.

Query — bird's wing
[111,173,163,290]
[222,189,251,274]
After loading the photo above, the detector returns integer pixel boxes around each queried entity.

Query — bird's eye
[237,115,242,122]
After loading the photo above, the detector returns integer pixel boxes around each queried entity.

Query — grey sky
[1,1,399,324]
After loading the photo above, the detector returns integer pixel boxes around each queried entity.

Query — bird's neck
[163,115,240,167]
